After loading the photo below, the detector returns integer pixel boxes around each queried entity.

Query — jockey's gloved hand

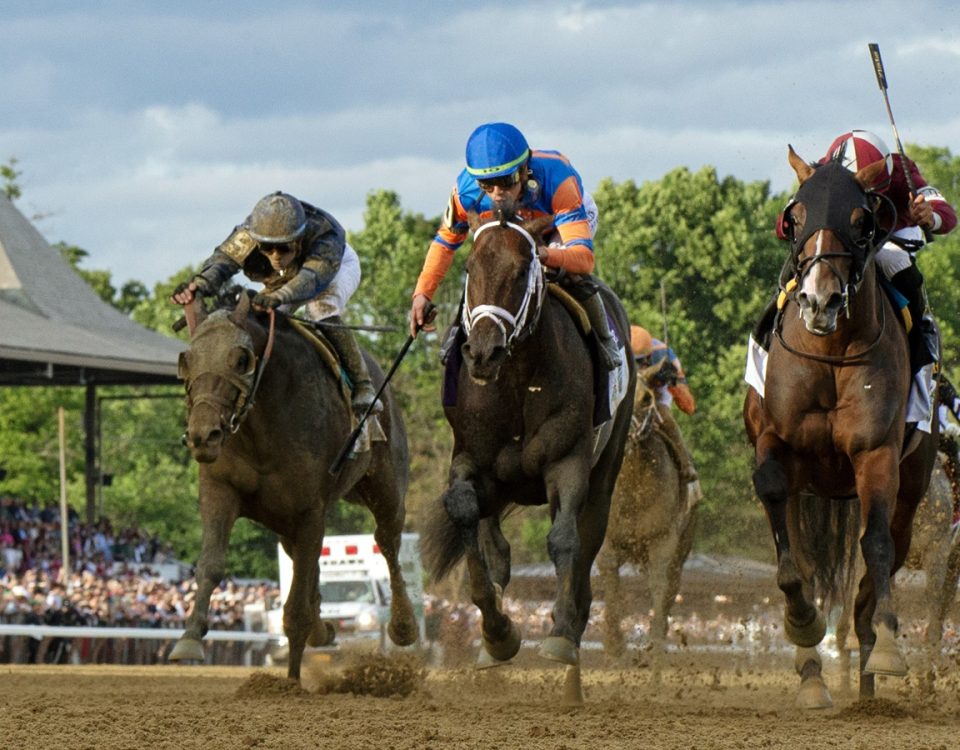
[193,275,216,295]
[252,292,283,310]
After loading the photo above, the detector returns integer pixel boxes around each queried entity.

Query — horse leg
[539,455,597,667]
[753,448,825,647]
[284,514,328,681]
[856,456,908,685]
[443,457,519,663]
[169,482,239,664]
[352,476,418,648]
[597,547,625,659]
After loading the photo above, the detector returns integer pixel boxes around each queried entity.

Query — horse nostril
[206,429,223,447]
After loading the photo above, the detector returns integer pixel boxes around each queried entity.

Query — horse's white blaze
[800,230,832,299]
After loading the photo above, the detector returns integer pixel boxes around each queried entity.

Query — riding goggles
[477,171,522,192]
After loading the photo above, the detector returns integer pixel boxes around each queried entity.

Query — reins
[229,308,276,432]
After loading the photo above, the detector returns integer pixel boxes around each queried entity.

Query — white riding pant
[305,243,361,321]
[875,226,924,279]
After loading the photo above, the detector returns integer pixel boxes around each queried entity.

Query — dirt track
[4,643,960,750]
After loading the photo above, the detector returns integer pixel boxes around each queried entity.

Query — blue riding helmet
[465,123,530,179]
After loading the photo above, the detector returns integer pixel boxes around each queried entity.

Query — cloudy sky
[3,1,958,289]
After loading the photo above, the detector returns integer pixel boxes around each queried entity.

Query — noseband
[462,220,546,350]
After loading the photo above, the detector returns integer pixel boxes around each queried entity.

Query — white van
[269,533,424,652]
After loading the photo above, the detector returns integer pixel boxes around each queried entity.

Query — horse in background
[744,147,939,708]
[598,357,700,673]
[421,209,635,705]
[169,292,418,681]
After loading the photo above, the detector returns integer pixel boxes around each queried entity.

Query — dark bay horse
[421,209,636,705]
[598,358,699,673]
[744,147,939,707]
[168,292,418,680]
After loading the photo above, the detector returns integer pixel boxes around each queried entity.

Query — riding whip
[659,279,669,346]
[868,42,932,242]
[330,303,436,475]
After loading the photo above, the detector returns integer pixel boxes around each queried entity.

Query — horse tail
[420,492,467,583]
[790,494,859,611]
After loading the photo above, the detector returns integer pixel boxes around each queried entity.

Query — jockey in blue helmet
[410,122,619,371]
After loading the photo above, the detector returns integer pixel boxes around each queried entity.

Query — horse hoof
[784,609,826,648]
[483,621,521,662]
[538,636,578,666]
[307,620,336,648]
[796,675,833,710]
[388,619,418,648]
[863,624,907,676]
[168,638,204,662]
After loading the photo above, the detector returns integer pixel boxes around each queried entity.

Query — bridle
[774,175,896,365]
[461,219,546,351]
[182,307,276,434]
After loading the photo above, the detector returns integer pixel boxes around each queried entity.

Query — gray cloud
[2,1,958,287]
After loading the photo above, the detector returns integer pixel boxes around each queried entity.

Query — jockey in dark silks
[409,121,621,372]
[170,191,377,414]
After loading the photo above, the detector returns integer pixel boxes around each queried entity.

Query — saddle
[287,318,385,453]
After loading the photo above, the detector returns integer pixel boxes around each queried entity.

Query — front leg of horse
[754,454,825,648]
[442,467,519,663]
[538,457,591,667]
[858,495,907,681]
[169,488,238,664]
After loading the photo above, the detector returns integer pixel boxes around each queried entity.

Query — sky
[2,1,959,290]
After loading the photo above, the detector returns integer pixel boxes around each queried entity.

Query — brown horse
[168,292,418,681]
[598,359,699,671]
[744,147,939,706]
[421,209,636,705]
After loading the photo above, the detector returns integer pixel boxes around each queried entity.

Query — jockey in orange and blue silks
[409,122,620,371]
[631,325,696,416]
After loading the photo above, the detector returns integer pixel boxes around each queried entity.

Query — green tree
[594,167,788,557]
[1,156,21,200]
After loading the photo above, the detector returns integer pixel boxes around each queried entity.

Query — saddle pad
[546,284,591,335]
[288,318,352,404]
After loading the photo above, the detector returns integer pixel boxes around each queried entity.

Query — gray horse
[169,293,417,681]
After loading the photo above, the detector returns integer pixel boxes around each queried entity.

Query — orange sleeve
[413,242,456,300]
[543,244,595,274]
[669,383,696,415]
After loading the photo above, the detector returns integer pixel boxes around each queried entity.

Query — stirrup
[351,384,381,416]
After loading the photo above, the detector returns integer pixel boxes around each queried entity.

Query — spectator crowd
[0,494,280,665]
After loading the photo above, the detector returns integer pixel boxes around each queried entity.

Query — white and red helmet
[822,130,894,190]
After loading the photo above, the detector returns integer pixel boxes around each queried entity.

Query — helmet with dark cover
[245,192,307,244]
[465,122,530,179]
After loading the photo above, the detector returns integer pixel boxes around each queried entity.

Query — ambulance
[269,533,424,653]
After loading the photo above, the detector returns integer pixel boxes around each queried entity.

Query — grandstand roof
[0,193,183,386]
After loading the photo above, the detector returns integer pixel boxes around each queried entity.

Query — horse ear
[788,145,815,184]
[524,214,556,239]
[854,159,888,191]
[229,291,251,325]
[466,210,483,235]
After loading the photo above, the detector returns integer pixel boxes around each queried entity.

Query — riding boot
[655,404,697,483]
[581,292,621,372]
[891,265,937,372]
[321,316,380,415]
